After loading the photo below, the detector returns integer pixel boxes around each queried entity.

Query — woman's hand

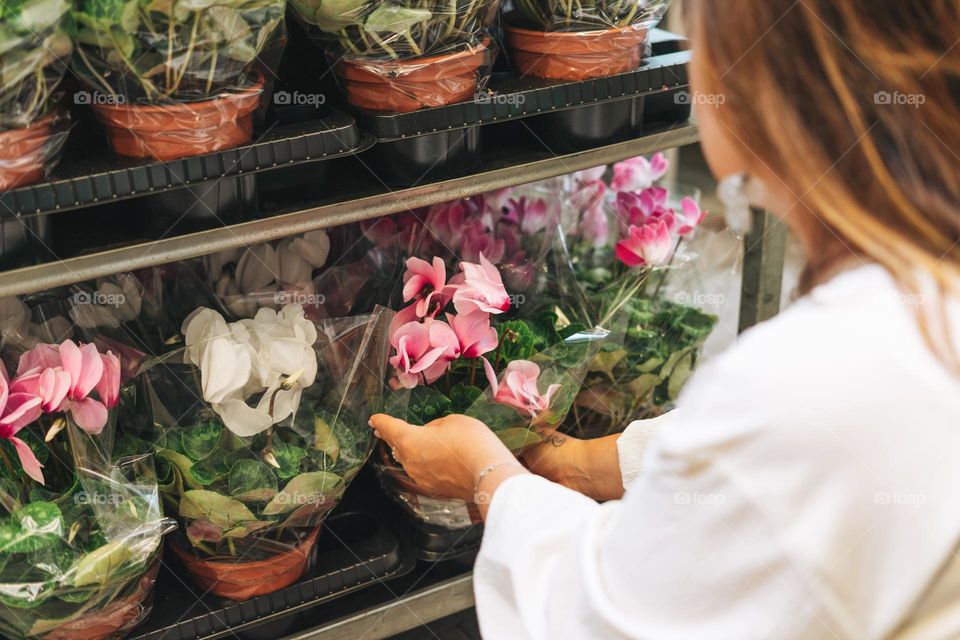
[369,414,527,510]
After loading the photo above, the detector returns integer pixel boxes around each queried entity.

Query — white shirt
[474,265,960,640]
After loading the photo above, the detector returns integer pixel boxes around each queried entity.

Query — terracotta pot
[333,40,490,113]
[0,113,59,190]
[170,527,320,601]
[377,444,482,524]
[505,24,648,81]
[42,558,160,640]
[91,77,264,161]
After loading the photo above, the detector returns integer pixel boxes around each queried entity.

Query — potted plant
[69,0,287,160]
[0,0,72,189]
[556,153,718,437]
[132,303,390,599]
[505,0,670,81]
[0,339,172,640]
[289,0,499,112]
[376,254,602,529]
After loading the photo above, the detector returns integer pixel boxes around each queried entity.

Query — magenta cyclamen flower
[425,201,466,252]
[452,254,511,315]
[16,340,120,434]
[390,319,461,389]
[504,196,557,235]
[482,358,561,418]
[615,219,675,268]
[615,188,670,233]
[572,180,609,248]
[402,257,455,318]
[675,197,707,236]
[0,368,44,484]
[611,153,669,191]
[448,311,498,359]
[459,220,506,265]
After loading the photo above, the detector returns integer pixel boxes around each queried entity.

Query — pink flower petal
[73,343,104,399]
[10,436,43,485]
[68,397,108,434]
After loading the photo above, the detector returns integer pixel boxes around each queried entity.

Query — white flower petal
[214,398,273,437]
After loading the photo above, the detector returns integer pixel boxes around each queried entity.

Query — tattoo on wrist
[550,435,567,448]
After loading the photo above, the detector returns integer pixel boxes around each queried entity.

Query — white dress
[473,265,960,640]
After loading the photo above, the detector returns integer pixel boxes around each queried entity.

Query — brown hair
[682,0,960,362]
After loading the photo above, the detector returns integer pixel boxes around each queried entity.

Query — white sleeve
[473,288,960,640]
[616,410,682,490]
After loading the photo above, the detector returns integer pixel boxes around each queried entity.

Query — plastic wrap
[374,254,604,529]
[553,155,719,438]
[201,230,332,319]
[128,304,391,600]
[505,0,669,80]
[0,336,174,640]
[69,0,286,159]
[0,0,72,188]
[288,0,500,111]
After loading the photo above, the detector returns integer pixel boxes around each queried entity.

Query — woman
[370,1,960,638]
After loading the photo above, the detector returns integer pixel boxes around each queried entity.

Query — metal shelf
[0,123,698,298]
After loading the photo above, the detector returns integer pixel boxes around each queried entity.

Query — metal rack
[1,118,786,639]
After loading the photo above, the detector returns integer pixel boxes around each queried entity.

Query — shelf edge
[0,123,699,297]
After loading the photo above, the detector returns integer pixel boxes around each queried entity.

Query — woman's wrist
[476,460,528,520]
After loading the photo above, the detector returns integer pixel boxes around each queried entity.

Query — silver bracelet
[474,461,523,499]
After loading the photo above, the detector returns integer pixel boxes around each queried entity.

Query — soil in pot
[333,40,491,113]
[169,527,321,601]
[0,112,68,190]
[90,77,264,161]
[505,24,648,81]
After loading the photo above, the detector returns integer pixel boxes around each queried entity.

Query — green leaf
[179,490,259,530]
[263,471,343,516]
[0,502,63,554]
[627,373,661,398]
[309,0,366,31]
[228,459,278,502]
[313,415,339,464]
[181,421,223,461]
[16,0,68,31]
[406,386,452,424]
[363,5,431,34]
[158,448,202,490]
[496,428,542,453]
[448,384,482,414]
[272,439,306,480]
[69,540,133,587]
[497,320,536,364]
[667,352,694,400]
[634,356,664,374]
[0,581,54,608]
[189,456,228,486]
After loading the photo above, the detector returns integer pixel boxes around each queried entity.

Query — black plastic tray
[128,509,415,640]
[357,31,689,141]
[413,520,483,563]
[0,109,371,218]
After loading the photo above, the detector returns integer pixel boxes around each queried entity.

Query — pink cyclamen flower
[615,187,670,232]
[571,165,606,186]
[459,220,506,265]
[452,254,511,315]
[616,219,675,268]
[571,179,609,247]
[611,153,669,192]
[448,311,498,359]
[17,340,118,434]
[425,201,466,252]
[482,358,561,418]
[675,197,707,236]
[389,320,461,389]
[402,257,456,318]
[504,197,558,235]
[0,368,44,484]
